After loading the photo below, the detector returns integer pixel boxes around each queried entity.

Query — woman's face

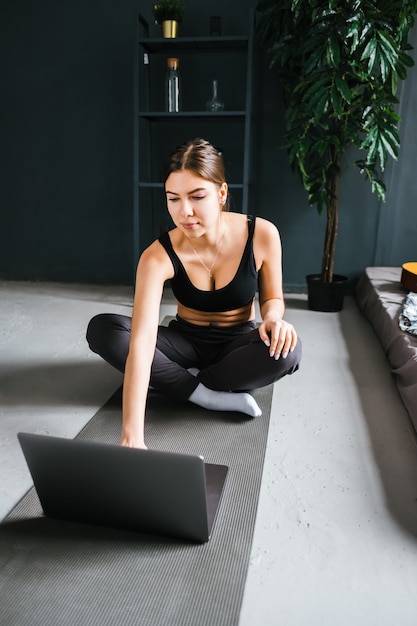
[165,170,227,236]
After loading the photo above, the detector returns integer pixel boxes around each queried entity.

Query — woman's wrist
[121,419,146,448]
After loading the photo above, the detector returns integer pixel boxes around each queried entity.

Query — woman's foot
[189,383,262,418]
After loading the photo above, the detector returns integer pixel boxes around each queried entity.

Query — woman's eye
[167,197,179,202]
[192,196,205,201]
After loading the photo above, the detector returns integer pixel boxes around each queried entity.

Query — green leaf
[398,50,415,68]
[330,84,343,117]
[346,19,360,52]
[335,75,352,103]
[379,129,400,160]
[378,32,398,66]
[305,47,324,74]
[375,133,388,170]
[361,37,378,73]
[326,33,341,67]
[301,76,328,101]
[313,93,329,124]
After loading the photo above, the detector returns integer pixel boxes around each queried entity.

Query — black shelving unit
[133,12,255,268]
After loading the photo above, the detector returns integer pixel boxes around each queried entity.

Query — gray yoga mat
[0,383,273,626]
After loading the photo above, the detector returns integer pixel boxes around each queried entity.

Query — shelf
[138,36,249,53]
[138,111,246,120]
[133,11,255,267]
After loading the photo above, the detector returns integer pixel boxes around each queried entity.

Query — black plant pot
[306,274,348,312]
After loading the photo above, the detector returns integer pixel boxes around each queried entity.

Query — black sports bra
[158,215,258,313]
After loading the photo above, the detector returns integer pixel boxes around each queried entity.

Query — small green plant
[153,0,185,25]
[257,0,417,282]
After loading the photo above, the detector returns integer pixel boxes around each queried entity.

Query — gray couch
[356,267,417,433]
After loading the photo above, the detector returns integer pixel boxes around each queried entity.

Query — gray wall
[1,0,416,288]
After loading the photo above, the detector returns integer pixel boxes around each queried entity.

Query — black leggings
[86,314,302,401]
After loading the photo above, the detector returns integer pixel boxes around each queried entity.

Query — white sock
[189,383,262,418]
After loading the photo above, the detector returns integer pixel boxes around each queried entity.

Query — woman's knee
[86,313,131,354]
[86,314,110,353]
[256,335,302,383]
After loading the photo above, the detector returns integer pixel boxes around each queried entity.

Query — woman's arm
[255,218,298,360]
[121,241,173,449]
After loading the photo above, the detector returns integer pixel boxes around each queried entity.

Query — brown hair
[163,138,229,209]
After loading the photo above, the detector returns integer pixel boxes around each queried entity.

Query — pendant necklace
[189,226,226,280]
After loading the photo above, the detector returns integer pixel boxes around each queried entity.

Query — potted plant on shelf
[257,0,417,311]
[153,0,185,38]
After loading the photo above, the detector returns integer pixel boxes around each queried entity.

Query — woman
[87,138,301,449]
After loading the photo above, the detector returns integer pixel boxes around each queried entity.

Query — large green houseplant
[257,0,417,308]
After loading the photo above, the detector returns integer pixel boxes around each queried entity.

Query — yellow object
[162,20,179,38]
[401,262,417,292]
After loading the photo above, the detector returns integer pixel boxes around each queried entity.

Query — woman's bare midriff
[177,301,256,327]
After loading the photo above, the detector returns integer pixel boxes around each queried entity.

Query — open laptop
[17,432,228,543]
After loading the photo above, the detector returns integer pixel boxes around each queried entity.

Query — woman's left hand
[258,318,298,360]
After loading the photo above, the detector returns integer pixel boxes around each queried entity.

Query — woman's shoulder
[252,215,278,230]
[138,236,176,277]
[246,215,280,243]
[252,217,281,260]
[227,212,277,228]
[224,213,280,242]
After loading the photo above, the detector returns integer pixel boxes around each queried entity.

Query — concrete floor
[1,281,417,625]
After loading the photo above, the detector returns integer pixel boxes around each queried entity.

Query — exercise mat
[0,383,273,626]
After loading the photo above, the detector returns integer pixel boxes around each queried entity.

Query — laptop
[17,432,228,543]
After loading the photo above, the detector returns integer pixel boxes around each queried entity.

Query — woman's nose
[180,199,193,216]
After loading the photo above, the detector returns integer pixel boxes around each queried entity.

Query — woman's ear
[219,182,228,206]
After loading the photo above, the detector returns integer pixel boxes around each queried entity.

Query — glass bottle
[166,57,180,113]
[206,79,224,112]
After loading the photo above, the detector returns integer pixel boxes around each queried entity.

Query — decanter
[206,79,224,112]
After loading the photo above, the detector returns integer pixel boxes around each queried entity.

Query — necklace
[189,226,226,279]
